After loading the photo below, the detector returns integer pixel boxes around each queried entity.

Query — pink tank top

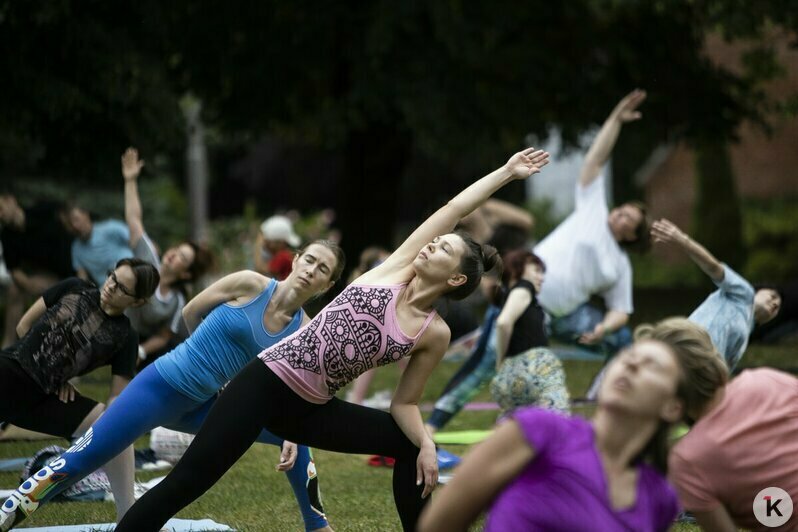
[259,283,438,404]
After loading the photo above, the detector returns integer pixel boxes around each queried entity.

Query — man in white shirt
[535,90,651,356]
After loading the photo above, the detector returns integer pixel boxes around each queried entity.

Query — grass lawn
[1,340,795,531]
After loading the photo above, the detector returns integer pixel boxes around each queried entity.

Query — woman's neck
[158,275,176,296]
[402,276,443,313]
[592,407,659,471]
[268,281,306,318]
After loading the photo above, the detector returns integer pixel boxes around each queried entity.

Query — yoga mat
[550,346,606,361]
[442,328,482,362]
[10,518,235,531]
[0,458,28,472]
[433,430,492,445]
[1,477,166,502]
[420,402,499,412]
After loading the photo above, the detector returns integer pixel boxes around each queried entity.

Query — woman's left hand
[417,443,439,498]
[276,441,297,472]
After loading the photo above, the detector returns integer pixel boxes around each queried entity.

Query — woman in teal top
[0,241,345,532]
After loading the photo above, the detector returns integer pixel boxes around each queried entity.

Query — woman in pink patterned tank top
[116,147,551,532]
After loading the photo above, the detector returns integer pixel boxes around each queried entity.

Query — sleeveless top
[155,279,304,402]
[260,283,438,404]
[498,279,548,358]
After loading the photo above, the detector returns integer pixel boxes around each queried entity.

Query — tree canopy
[2,0,795,260]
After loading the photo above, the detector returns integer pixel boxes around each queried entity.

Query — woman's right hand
[651,218,688,246]
[121,147,144,181]
[504,148,550,180]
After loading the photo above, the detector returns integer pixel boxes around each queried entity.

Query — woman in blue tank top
[0,241,345,532]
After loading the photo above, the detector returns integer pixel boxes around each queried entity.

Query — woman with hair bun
[115,147,550,532]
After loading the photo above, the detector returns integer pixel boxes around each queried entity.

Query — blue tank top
[155,279,304,402]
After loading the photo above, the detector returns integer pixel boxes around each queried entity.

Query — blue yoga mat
[550,346,606,361]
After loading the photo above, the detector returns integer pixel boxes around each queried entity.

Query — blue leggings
[0,364,327,531]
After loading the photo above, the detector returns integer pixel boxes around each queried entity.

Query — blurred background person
[120,148,214,367]
[254,214,301,280]
[64,203,133,287]
[0,193,74,348]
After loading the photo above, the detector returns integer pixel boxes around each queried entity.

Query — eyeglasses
[106,270,136,298]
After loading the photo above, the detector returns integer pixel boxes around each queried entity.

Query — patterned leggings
[490,347,570,417]
[116,360,426,532]
[0,364,327,532]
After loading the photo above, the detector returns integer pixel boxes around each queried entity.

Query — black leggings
[116,359,425,531]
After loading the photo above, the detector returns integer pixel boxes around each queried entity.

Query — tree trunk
[692,138,745,270]
[184,98,210,244]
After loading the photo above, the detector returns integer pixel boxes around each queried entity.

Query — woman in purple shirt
[419,317,729,532]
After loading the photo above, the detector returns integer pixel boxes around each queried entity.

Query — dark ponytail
[446,230,503,301]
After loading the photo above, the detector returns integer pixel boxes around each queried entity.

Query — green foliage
[692,138,746,270]
[630,255,706,289]
[206,216,258,274]
[526,198,564,244]
[743,197,798,282]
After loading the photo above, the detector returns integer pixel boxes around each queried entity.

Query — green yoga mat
[433,430,493,445]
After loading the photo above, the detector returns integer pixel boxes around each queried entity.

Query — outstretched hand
[505,148,550,179]
[121,147,145,181]
[611,89,647,123]
[651,218,688,246]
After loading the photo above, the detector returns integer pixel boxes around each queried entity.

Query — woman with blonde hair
[419,317,728,532]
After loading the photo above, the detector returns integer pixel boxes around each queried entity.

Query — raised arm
[480,198,534,232]
[182,270,268,333]
[121,147,146,248]
[417,418,535,532]
[379,148,549,274]
[651,218,724,282]
[580,89,646,187]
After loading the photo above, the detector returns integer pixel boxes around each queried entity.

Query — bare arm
[137,326,174,364]
[494,287,533,368]
[481,198,534,232]
[372,149,549,279]
[390,319,450,497]
[579,310,630,346]
[580,89,646,187]
[418,418,535,532]
[692,507,737,532]
[182,270,268,333]
[121,148,146,248]
[651,218,724,282]
[16,297,47,338]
